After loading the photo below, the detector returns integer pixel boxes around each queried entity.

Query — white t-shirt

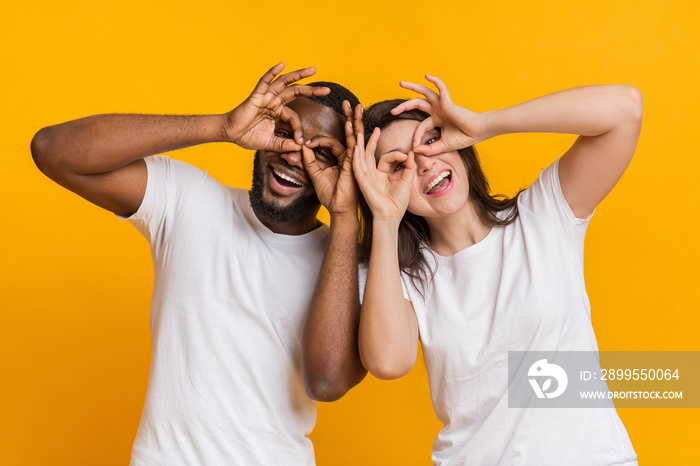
[360,159,637,466]
[125,156,328,465]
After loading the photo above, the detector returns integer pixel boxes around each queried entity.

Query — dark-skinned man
[31,63,366,465]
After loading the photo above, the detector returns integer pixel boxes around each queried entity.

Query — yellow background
[2,0,698,464]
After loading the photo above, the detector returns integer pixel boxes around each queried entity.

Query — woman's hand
[392,75,487,156]
[302,101,363,220]
[352,128,417,224]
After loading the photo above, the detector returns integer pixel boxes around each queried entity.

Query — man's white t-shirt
[125,156,327,465]
[360,159,637,466]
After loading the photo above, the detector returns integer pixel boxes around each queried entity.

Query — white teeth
[424,170,451,194]
[273,169,302,186]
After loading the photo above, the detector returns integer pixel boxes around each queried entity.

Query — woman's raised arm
[396,77,643,219]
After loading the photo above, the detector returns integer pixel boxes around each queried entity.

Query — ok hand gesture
[352,128,417,224]
[302,101,363,219]
[222,63,330,153]
[391,75,487,156]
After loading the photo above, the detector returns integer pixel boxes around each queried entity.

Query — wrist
[330,211,360,231]
[219,112,242,144]
[476,110,502,141]
[372,217,401,233]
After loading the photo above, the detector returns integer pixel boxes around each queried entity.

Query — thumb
[413,140,447,157]
[301,145,322,181]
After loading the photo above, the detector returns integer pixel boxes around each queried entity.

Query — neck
[256,208,322,236]
[424,201,491,257]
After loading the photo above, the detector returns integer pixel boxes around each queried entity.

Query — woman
[353,76,642,465]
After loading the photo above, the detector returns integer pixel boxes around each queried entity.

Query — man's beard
[249,151,320,225]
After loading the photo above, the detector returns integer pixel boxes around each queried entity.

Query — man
[31,63,366,465]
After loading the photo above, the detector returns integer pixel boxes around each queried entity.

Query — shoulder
[518,158,593,227]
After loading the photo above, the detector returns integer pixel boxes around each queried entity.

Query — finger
[377,152,407,173]
[352,143,363,176]
[279,106,305,145]
[399,81,439,102]
[271,136,302,154]
[304,136,346,158]
[413,140,448,157]
[343,102,356,155]
[353,104,364,137]
[279,84,330,106]
[301,145,323,180]
[391,98,432,116]
[353,132,367,175]
[268,67,318,95]
[253,62,285,94]
[340,147,355,174]
[342,100,353,119]
[412,116,435,148]
[400,151,418,184]
[425,74,452,102]
[365,127,381,168]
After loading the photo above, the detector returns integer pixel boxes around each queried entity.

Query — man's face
[250,98,346,225]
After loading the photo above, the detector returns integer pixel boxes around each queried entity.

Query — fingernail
[306,140,311,145]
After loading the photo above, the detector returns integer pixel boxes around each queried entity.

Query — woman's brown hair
[359,99,524,294]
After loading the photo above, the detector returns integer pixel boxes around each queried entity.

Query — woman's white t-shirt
[361,159,637,466]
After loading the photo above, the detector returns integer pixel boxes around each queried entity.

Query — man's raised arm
[301,102,367,401]
[30,63,329,217]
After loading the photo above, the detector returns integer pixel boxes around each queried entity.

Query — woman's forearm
[359,220,419,380]
[481,85,643,139]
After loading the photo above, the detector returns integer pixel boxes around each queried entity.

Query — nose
[280,148,304,169]
[415,153,435,174]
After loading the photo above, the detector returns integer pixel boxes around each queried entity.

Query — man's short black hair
[307,82,360,116]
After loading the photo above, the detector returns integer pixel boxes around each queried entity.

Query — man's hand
[222,63,330,153]
[302,101,363,220]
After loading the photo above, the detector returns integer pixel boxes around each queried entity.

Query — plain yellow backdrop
[2,0,698,464]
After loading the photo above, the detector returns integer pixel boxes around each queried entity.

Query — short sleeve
[122,156,208,252]
[358,262,411,303]
[518,158,594,229]
[517,158,593,267]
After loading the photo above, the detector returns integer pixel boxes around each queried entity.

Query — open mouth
[424,170,452,195]
[272,168,303,188]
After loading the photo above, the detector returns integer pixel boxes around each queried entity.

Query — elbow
[304,377,350,402]
[303,362,367,402]
[30,126,58,177]
[620,85,643,126]
[361,352,414,381]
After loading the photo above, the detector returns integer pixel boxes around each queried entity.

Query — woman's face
[375,119,470,219]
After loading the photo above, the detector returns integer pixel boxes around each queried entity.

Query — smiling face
[375,119,470,219]
[250,97,346,232]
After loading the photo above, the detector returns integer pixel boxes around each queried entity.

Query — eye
[313,148,331,160]
[394,161,406,172]
[275,129,293,139]
[314,148,337,166]
[426,136,439,145]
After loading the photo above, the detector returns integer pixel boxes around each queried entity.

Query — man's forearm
[31,113,225,176]
[302,214,366,402]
